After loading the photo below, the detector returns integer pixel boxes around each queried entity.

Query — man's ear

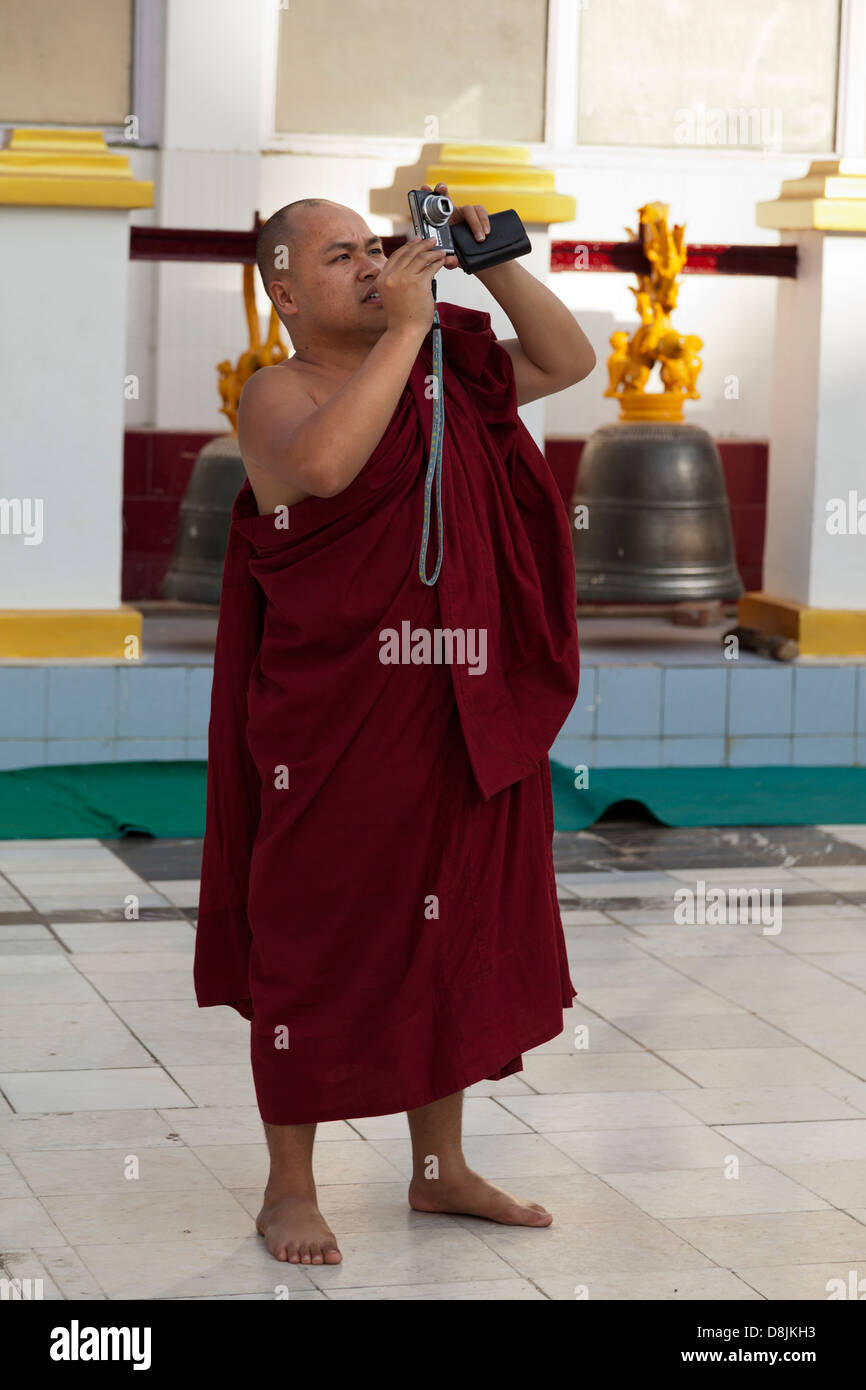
[269,279,297,318]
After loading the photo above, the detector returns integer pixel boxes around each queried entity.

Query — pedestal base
[738,592,866,656]
[0,607,143,659]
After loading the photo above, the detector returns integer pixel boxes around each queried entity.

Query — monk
[193,183,596,1267]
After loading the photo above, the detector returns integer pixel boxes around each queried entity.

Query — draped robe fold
[194,301,581,1124]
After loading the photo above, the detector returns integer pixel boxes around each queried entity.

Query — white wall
[115,0,856,441]
[0,207,130,608]
[123,141,799,441]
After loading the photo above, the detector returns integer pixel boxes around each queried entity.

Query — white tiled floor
[1,832,865,1301]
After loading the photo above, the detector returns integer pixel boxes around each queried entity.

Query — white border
[258,0,282,149]
[836,0,866,158]
[261,131,838,176]
[544,0,580,150]
[130,0,166,148]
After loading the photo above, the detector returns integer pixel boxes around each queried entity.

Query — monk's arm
[474,258,596,406]
[238,323,427,498]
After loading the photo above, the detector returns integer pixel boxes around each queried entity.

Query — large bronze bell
[161,436,246,604]
[570,420,744,603]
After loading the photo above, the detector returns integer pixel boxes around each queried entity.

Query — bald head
[256,199,340,304]
[254,200,389,353]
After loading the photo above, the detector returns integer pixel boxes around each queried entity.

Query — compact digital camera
[407,188,456,257]
[406,188,532,276]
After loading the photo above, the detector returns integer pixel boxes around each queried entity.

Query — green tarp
[0,760,863,839]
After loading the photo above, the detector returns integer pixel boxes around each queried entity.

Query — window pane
[274,0,548,141]
[577,0,840,152]
[0,0,133,125]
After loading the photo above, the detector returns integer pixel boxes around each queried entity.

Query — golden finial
[604,202,702,422]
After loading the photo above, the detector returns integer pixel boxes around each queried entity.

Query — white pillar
[0,129,152,657]
[151,0,272,429]
[763,224,866,609]
[742,160,866,654]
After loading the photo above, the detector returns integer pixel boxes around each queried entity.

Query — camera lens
[421,194,453,227]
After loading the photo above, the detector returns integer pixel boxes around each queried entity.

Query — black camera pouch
[450,208,531,274]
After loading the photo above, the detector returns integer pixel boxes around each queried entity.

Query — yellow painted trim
[374,142,575,225]
[617,389,684,423]
[757,201,866,231]
[0,607,143,660]
[756,158,866,232]
[738,592,866,656]
[806,158,866,175]
[428,167,559,192]
[437,145,533,166]
[426,186,575,221]
[427,145,575,222]
[0,128,153,210]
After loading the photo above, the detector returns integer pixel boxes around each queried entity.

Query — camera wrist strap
[417,293,445,586]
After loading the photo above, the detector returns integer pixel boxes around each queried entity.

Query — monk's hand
[418,182,490,269]
[375,234,447,337]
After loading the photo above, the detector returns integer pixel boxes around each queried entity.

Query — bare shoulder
[238,358,315,414]
[237,360,317,466]
[236,361,320,512]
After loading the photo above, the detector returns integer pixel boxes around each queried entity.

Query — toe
[309,1243,323,1264]
[323,1245,342,1264]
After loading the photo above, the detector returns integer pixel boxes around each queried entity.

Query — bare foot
[256,1191,342,1264]
[408,1167,552,1227]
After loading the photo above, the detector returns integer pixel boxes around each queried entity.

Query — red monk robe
[194,300,580,1125]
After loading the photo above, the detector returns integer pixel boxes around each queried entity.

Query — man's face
[275,205,388,340]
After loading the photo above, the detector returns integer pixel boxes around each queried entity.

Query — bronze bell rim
[571,419,745,603]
